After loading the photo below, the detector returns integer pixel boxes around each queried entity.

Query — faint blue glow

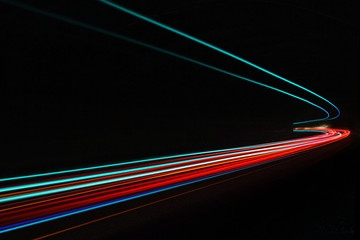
[0,151,305,234]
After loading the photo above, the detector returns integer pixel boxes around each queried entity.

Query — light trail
[0,133,334,194]
[1,0,335,125]
[0,1,349,237]
[31,155,322,240]
[0,132,330,183]
[0,128,350,234]
[99,0,340,124]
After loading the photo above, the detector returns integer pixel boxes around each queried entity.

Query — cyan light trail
[0,130,330,183]
[1,0,333,126]
[100,0,340,124]
[0,128,350,234]
[0,155,304,234]
[0,134,334,194]
[0,135,335,203]
[0,1,350,237]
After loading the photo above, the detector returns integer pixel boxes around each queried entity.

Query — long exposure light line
[0,141,328,202]
[0,134,333,194]
[0,134,333,211]
[0,131,328,182]
[31,154,324,240]
[0,0,340,183]
[0,0,349,236]
[99,0,340,124]
[0,159,293,234]
[0,142,338,232]
[0,129,351,234]
[1,0,334,129]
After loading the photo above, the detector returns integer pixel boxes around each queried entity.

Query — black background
[1,0,359,239]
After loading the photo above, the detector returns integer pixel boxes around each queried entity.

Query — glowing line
[1,0,333,131]
[3,132,345,232]
[100,0,340,124]
[0,0,348,234]
[0,132,328,182]
[0,133,332,194]
[31,154,321,240]
[0,1,338,185]
[0,152,303,233]
[0,136,337,203]
[0,129,350,233]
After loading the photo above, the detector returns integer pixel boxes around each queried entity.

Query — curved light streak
[2,0,333,126]
[0,135,335,194]
[0,130,330,183]
[100,0,340,124]
[0,128,350,234]
[0,1,349,236]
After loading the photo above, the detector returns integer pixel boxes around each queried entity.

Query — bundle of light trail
[0,128,350,233]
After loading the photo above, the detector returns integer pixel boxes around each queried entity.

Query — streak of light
[0,0,349,236]
[99,0,340,124]
[1,0,335,126]
[0,128,350,234]
[33,156,305,240]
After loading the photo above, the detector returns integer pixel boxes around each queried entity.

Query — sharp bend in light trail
[2,0,334,125]
[0,0,349,236]
[100,0,340,124]
[0,128,351,234]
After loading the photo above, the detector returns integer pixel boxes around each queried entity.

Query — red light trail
[0,128,350,234]
[0,2,352,238]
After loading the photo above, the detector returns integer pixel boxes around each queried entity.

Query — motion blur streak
[0,128,350,234]
[100,0,340,124]
[1,0,335,126]
[0,0,349,236]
